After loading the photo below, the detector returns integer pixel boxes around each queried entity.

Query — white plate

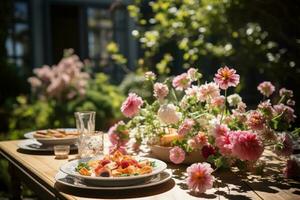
[55,170,172,190]
[24,128,78,145]
[60,156,167,186]
[18,139,77,152]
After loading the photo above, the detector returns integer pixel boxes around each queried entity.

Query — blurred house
[5,0,137,77]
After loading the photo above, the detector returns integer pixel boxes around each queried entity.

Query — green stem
[220,89,227,124]
[171,88,178,104]
[278,95,286,104]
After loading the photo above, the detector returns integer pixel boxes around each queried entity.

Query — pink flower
[185,85,200,97]
[216,132,232,156]
[196,135,208,146]
[153,83,169,100]
[108,132,119,145]
[178,119,194,136]
[210,95,225,107]
[257,81,275,97]
[213,124,229,137]
[246,110,266,130]
[258,100,274,118]
[108,121,129,146]
[169,146,186,164]
[202,144,216,159]
[188,139,198,149]
[198,82,220,102]
[214,66,240,90]
[283,159,300,179]
[279,88,293,98]
[273,104,296,123]
[275,133,293,157]
[28,77,42,88]
[121,93,143,118]
[186,163,215,193]
[172,73,191,91]
[230,131,264,161]
[144,71,156,81]
[187,68,198,81]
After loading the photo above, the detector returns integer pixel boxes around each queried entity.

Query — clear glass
[54,145,70,159]
[78,131,104,158]
[75,111,96,158]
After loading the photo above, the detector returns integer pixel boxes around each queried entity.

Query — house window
[5,0,31,76]
[87,7,113,68]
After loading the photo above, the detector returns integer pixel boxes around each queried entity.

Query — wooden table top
[0,140,299,200]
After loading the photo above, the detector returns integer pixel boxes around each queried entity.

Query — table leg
[8,163,21,200]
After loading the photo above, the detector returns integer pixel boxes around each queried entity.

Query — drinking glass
[78,131,104,158]
[75,111,96,158]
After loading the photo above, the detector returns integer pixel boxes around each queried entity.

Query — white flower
[196,113,214,131]
[227,94,242,107]
[157,104,181,125]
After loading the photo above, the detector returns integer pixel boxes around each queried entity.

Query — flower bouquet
[108,66,299,193]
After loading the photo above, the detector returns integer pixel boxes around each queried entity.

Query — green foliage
[119,73,154,102]
[109,0,300,117]
[8,73,124,138]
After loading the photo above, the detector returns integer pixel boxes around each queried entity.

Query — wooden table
[0,140,299,200]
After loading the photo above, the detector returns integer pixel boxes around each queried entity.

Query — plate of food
[60,151,167,186]
[55,170,172,190]
[24,128,79,145]
[18,139,78,152]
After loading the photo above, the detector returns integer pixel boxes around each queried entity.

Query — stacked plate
[56,156,172,190]
[19,128,78,152]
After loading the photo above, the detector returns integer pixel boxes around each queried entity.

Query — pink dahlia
[169,146,186,164]
[230,131,264,161]
[257,81,275,97]
[178,119,194,136]
[172,73,191,91]
[215,132,232,156]
[186,163,215,193]
[194,132,208,147]
[213,124,229,137]
[121,93,143,118]
[201,144,216,159]
[210,95,225,107]
[198,82,220,102]
[153,82,169,100]
[246,110,266,130]
[214,66,240,90]
[185,85,200,97]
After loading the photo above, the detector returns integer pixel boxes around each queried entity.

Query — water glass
[78,131,104,158]
[54,145,70,159]
[75,111,96,158]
